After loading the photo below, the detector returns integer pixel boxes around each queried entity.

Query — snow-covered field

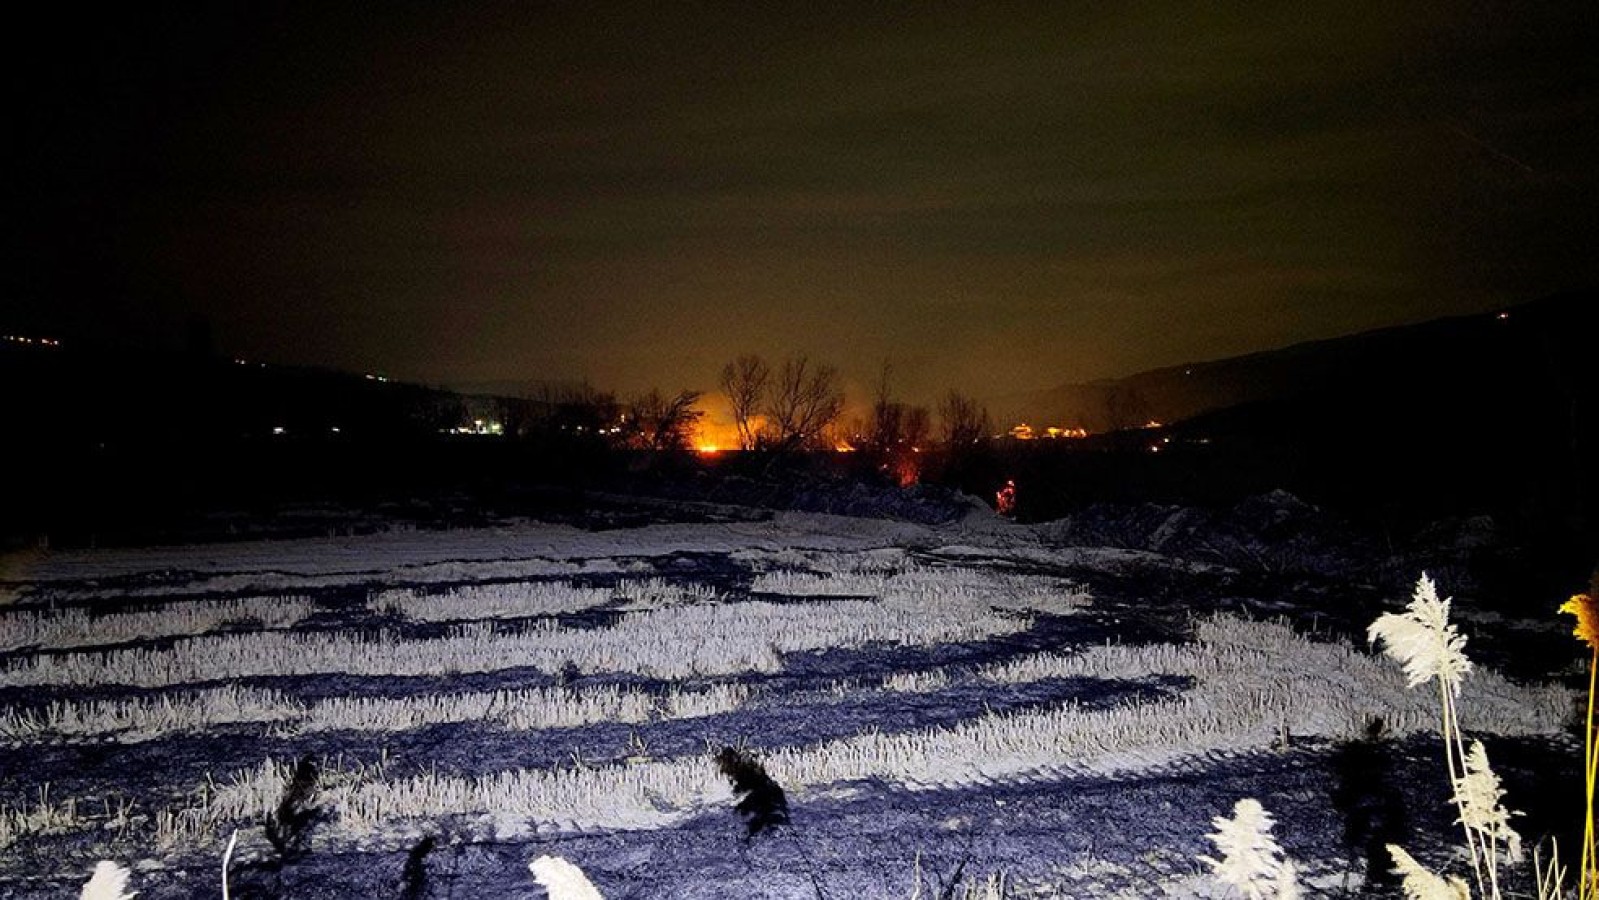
[0,511,1578,898]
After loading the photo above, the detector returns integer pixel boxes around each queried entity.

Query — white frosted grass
[750,569,890,596]
[653,682,753,720]
[148,616,1569,843]
[881,669,952,692]
[156,695,1286,842]
[880,567,1091,616]
[555,598,1029,679]
[0,595,316,653]
[305,682,750,733]
[978,616,1571,740]
[304,687,649,733]
[341,757,737,836]
[160,755,392,850]
[0,680,752,743]
[609,577,719,610]
[764,696,1255,791]
[380,576,721,621]
[0,684,299,743]
[1,598,1030,688]
[0,785,82,851]
[183,753,735,840]
[373,582,613,623]
[21,613,1556,759]
[750,561,1090,616]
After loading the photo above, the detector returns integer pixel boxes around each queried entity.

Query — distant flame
[691,418,742,452]
[995,480,1017,516]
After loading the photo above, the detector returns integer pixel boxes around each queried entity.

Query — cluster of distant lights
[3,334,61,348]
[444,419,505,436]
[270,426,343,436]
[1006,423,1092,441]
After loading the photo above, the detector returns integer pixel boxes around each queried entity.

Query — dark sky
[10,2,1597,407]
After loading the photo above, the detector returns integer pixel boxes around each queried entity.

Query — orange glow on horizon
[691,416,742,452]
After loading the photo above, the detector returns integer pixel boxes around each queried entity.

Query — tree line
[718,354,990,455]
[465,354,994,475]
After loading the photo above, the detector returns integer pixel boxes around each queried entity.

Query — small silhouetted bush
[715,746,789,840]
[263,756,320,863]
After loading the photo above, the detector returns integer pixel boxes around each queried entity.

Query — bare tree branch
[765,355,844,451]
[938,390,990,448]
[627,389,704,453]
[718,355,770,451]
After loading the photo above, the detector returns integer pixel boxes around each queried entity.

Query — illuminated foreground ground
[0,508,1579,898]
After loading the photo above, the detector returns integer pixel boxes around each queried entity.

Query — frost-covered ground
[0,508,1581,898]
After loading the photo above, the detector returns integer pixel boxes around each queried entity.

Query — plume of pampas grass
[528,855,605,900]
[1371,574,1488,896]
[1388,845,1471,900]
[79,861,136,900]
[1453,740,1523,867]
[1562,594,1599,651]
[1369,574,1472,695]
[1198,798,1301,900]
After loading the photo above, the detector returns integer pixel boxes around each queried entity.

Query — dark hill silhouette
[997,292,1595,435]
[987,292,1595,586]
[2,339,466,448]
[0,341,574,547]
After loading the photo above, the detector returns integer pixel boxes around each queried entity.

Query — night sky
[10,3,1597,407]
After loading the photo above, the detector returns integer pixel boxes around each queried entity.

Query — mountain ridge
[992,291,1594,432]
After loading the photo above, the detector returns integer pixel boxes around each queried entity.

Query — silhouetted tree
[765,355,844,451]
[865,363,930,484]
[718,354,770,451]
[626,389,704,452]
[866,362,904,454]
[938,390,990,448]
[903,405,930,450]
[539,383,621,439]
